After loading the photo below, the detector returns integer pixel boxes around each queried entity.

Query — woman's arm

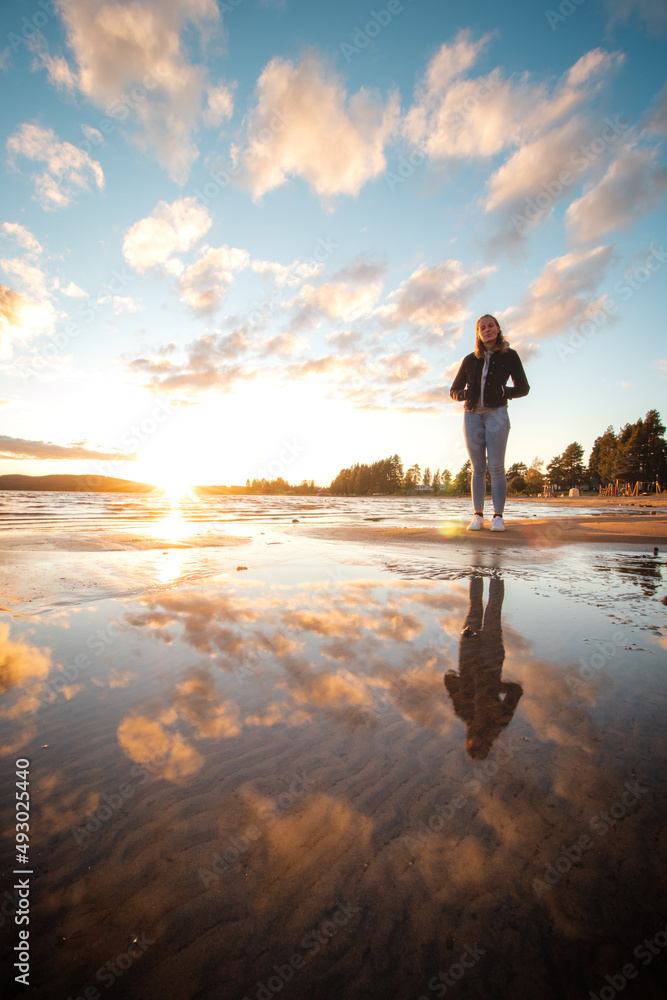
[504,351,530,400]
[449,357,468,402]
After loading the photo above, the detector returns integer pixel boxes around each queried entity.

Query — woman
[449,314,529,531]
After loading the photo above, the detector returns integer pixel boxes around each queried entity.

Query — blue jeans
[463,407,510,515]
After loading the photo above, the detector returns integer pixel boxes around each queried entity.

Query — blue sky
[1,0,666,489]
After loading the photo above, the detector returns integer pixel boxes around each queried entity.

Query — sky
[0,0,666,490]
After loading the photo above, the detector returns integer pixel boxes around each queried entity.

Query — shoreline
[503,494,667,508]
[298,513,667,548]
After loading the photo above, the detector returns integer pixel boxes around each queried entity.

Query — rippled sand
[1,506,666,1000]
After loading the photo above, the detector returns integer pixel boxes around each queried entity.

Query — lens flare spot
[437,519,464,538]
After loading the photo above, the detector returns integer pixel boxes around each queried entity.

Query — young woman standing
[449,314,530,531]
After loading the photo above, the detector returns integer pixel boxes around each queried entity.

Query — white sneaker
[467,514,484,531]
[490,516,505,531]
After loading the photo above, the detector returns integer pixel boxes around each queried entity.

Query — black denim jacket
[450,348,530,412]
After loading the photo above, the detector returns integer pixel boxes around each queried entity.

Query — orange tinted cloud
[231,53,399,200]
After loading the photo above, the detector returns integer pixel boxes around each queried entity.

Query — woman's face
[478,316,500,349]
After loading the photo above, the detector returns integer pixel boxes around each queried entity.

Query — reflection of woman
[444,575,522,759]
[449,314,530,531]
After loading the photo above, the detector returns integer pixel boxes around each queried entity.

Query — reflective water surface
[1,531,666,1000]
[0,488,651,538]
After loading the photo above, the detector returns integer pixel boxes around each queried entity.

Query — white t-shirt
[475,351,493,411]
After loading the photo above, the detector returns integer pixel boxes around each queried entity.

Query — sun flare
[153,474,197,502]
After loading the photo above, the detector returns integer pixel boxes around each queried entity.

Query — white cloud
[642,81,667,137]
[179,245,250,312]
[378,259,495,336]
[33,49,77,92]
[0,434,135,460]
[291,280,383,324]
[1,258,49,302]
[376,351,431,383]
[404,37,622,163]
[128,332,255,398]
[113,295,141,314]
[504,245,614,345]
[423,29,491,92]
[52,0,229,182]
[484,115,593,212]
[259,333,308,357]
[285,353,365,380]
[203,83,235,127]
[0,224,59,357]
[6,123,104,210]
[122,197,211,273]
[0,282,57,359]
[231,53,399,200]
[2,223,42,256]
[252,258,322,287]
[566,143,667,243]
[0,286,29,359]
[81,123,103,145]
[403,37,625,249]
[123,200,248,313]
[60,281,87,298]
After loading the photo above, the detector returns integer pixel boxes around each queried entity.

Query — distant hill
[0,474,157,493]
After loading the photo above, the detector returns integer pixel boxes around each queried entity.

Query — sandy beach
[298,512,667,549]
[1,494,666,1000]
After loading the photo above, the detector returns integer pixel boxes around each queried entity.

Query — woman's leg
[463,410,487,513]
[484,407,510,514]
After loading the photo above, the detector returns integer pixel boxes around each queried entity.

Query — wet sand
[297,512,667,549]
[1,514,666,1000]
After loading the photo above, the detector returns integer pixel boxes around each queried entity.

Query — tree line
[329,410,667,495]
[241,478,318,494]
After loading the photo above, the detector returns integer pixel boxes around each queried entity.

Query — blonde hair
[474,314,509,358]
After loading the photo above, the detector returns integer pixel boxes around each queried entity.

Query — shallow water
[0,488,651,537]
[1,528,666,1000]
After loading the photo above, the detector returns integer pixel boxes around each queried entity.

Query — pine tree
[525,457,544,492]
[453,460,471,494]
